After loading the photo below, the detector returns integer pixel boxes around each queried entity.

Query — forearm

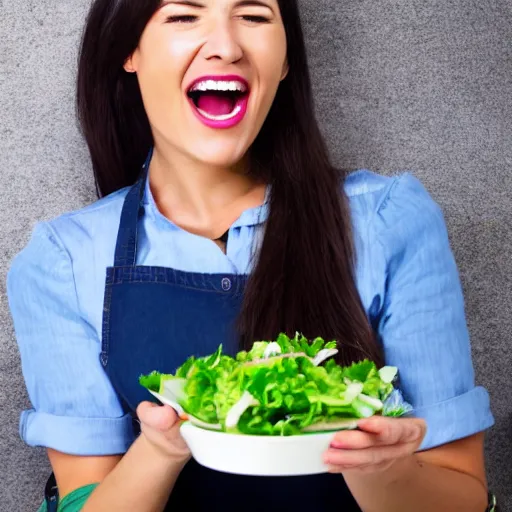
[344,455,488,512]
[82,434,187,512]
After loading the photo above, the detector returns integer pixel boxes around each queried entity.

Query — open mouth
[187,77,250,127]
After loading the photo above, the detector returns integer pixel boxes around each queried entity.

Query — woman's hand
[137,401,191,463]
[324,416,427,475]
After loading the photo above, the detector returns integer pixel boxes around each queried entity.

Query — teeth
[190,80,247,93]
[197,105,242,121]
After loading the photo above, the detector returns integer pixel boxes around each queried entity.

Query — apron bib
[100,160,362,512]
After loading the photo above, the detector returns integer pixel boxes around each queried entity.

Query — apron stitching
[106,279,240,294]
[100,280,113,366]
[108,266,246,293]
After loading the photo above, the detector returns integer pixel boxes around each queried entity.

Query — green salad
[140,333,412,436]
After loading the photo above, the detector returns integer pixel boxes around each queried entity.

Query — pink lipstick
[186,75,250,129]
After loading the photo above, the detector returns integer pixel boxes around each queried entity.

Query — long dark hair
[77,0,383,366]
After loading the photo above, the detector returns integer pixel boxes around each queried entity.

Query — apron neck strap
[113,148,153,267]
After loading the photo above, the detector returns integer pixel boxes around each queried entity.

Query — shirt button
[221,278,232,292]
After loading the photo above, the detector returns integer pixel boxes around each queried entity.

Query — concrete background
[1,0,511,509]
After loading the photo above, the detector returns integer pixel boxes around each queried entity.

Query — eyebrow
[160,0,274,10]
[233,0,274,8]
[160,1,206,7]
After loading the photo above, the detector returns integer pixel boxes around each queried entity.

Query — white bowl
[180,422,337,476]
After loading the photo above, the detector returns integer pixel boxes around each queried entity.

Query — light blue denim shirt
[7,170,494,456]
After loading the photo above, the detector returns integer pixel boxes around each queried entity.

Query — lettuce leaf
[139,371,164,393]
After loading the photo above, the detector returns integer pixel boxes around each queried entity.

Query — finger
[358,417,425,445]
[324,441,417,468]
[330,430,387,450]
[137,401,179,431]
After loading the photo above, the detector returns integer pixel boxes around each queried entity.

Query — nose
[201,19,243,64]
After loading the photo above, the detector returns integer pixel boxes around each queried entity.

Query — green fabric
[36,484,98,512]
[488,492,498,512]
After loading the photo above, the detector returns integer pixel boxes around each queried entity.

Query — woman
[7,0,495,511]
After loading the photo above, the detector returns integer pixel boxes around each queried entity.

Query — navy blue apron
[97,156,362,511]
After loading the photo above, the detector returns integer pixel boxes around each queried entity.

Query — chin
[194,152,247,170]
[187,142,249,170]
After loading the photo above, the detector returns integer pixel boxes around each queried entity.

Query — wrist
[380,455,418,485]
[139,432,191,470]
[344,455,418,488]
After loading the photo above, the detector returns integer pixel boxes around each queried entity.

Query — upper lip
[186,75,250,94]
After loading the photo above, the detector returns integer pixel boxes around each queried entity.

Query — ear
[124,51,139,73]
[280,59,289,81]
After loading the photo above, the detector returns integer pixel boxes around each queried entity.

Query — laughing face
[125,0,288,169]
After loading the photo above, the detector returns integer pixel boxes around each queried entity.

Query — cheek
[246,45,286,119]
[136,36,198,110]
[253,36,287,86]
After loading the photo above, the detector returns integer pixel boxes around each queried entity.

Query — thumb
[137,401,180,432]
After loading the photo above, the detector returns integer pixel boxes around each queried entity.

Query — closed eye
[240,15,270,23]
[166,15,198,23]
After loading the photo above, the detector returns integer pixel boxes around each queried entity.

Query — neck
[148,144,265,238]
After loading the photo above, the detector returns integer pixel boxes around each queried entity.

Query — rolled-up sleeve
[375,174,494,450]
[7,222,135,456]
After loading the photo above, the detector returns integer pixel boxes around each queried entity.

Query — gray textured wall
[1,0,511,510]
